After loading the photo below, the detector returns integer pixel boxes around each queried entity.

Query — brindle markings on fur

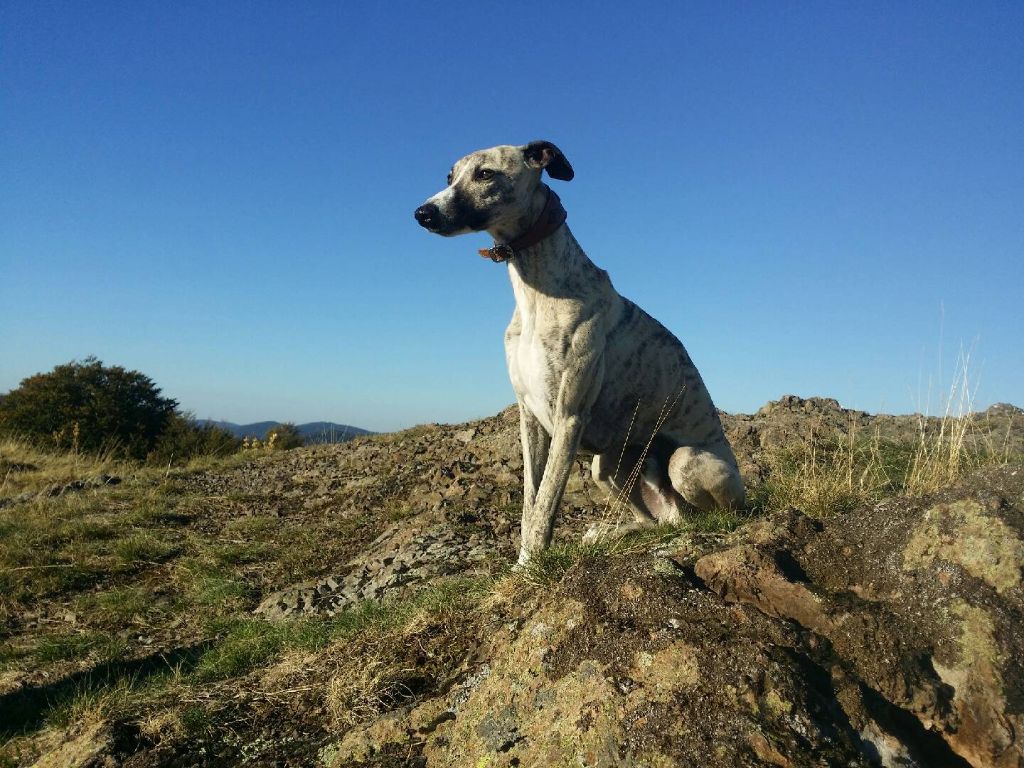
[415,141,745,564]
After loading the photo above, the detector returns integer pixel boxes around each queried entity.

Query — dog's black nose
[414,203,439,229]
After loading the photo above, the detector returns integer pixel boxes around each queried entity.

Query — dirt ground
[1,397,1021,767]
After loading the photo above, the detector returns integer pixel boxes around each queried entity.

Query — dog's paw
[512,549,533,571]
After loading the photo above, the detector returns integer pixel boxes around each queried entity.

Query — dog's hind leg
[667,443,745,512]
[585,448,661,543]
[591,448,655,520]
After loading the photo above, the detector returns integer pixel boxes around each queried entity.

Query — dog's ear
[523,140,574,181]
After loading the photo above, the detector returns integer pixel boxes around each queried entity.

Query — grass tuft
[0,435,127,498]
[113,533,178,565]
[195,577,491,683]
[32,632,104,664]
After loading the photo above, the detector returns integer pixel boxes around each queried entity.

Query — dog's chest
[507,310,572,434]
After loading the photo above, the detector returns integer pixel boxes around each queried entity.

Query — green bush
[265,422,304,450]
[0,358,177,460]
[147,413,242,465]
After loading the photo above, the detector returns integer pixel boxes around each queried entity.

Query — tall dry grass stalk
[599,387,686,529]
[904,347,980,495]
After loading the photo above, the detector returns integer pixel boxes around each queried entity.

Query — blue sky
[2,2,1022,432]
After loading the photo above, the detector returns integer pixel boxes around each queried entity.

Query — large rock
[329,556,880,767]
[696,465,1024,767]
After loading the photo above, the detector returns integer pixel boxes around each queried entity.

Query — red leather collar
[478,188,567,263]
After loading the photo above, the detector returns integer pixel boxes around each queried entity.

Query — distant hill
[198,419,375,444]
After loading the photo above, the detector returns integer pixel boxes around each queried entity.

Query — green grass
[123,499,193,526]
[166,555,256,615]
[190,572,253,609]
[73,586,157,626]
[193,577,492,682]
[210,540,270,566]
[59,518,120,542]
[0,438,429,754]
[687,506,747,533]
[515,509,746,588]
[31,657,186,735]
[0,495,145,602]
[113,532,179,564]
[0,629,133,676]
[43,676,134,730]
[516,525,676,587]
[223,515,278,536]
[194,619,306,681]
[32,632,107,664]
[179,704,212,735]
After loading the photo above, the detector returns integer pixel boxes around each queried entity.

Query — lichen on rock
[903,499,1023,593]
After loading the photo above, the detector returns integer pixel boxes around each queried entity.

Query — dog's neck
[482,183,606,298]
[480,186,566,264]
[506,217,606,300]
[487,184,553,245]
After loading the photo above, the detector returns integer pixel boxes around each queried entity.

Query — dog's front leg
[518,400,550,517]
[517,413,587,565]
[517,333,604,566]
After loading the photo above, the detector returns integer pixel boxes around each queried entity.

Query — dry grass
[752,421,1009,519]
[594,391,684,529]
[0,436,128,497]
[751,419,899,517]
[753,356,1014,518]
[327,655,420,725]
[319,578,491,727]
[902,349,1012,495]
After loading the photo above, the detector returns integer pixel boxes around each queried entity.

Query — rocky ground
[0,397,1022,767]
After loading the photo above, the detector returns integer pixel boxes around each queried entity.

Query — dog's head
[414,141,573,240]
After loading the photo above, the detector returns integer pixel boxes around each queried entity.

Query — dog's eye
[476,168,495,181]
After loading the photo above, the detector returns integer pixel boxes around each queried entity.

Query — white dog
[415,141,744,564]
